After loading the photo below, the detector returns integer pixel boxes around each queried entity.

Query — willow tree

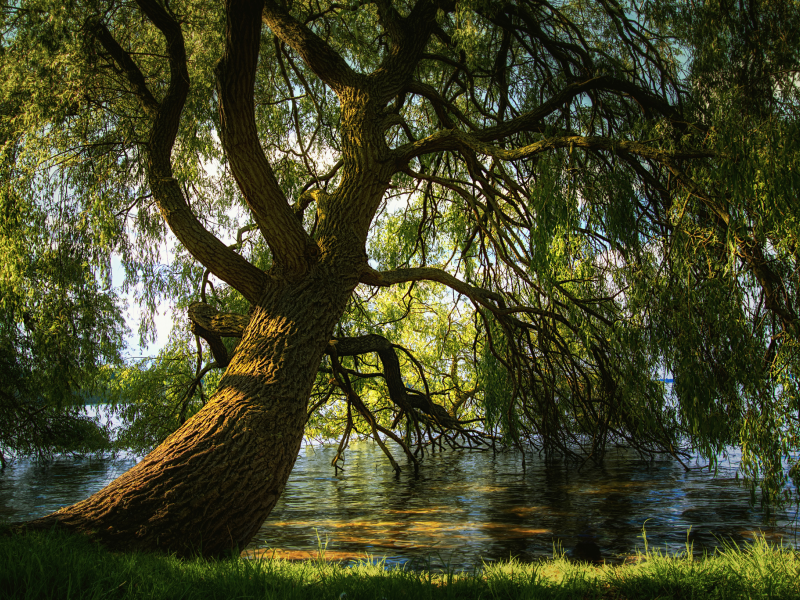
[3,0,798,555]
[0,51,125,467]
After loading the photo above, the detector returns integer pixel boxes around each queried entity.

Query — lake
[1,440,797,569]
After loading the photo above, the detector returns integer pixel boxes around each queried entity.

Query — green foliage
[0,111,126,461]
[0,227,123,461]
[101,344,212,455]
[647,0,800,502]
[478,313,518,439]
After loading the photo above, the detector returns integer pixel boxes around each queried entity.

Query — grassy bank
[1,528,799,599]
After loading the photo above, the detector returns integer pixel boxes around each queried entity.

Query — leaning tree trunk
[21,259,358,556]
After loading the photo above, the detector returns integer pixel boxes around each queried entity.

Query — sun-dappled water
[1,440,797,569]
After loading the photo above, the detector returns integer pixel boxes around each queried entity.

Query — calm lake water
[1,440,797,569]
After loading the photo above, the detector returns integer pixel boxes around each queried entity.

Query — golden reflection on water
[245,442,796,569]
[738,529,790,543]
[387,507,462,515]
[242,548,373,562]
[505,506,557,518]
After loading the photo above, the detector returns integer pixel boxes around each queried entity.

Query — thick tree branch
[188,302,250,338]
[368,0,448,102]
[360,265,504,306]
[395,127,712,166]
[216,0,318,275]
[392,74,689,166]
[331,335,460,429]
[95,0,270,303]
[476,75,679,141]
[373,0,404,45]
[359,266,580,328]
[188,322,230,369]
[90,21,159,116]
[262,0,361,92]
[464,133,713,162]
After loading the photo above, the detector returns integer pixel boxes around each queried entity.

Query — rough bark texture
[22,260,358,556]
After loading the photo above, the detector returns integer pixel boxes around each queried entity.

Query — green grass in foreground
[1,528,799,600]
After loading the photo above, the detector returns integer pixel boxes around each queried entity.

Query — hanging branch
[187,302,472,431]
[331,401,353,475]
[329,351,419,475]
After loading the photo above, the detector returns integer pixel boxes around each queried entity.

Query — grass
[1,526,799,599]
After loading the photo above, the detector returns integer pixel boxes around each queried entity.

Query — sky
[111,254,173,361]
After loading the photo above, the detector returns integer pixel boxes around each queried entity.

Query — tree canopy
[1,0,799,554]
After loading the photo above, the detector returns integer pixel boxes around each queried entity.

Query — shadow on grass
[1,524,799,599]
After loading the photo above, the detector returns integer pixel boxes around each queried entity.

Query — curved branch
[90,21,159,115]
[475,75,679,142]
[429,75,599,138]
[331,334,460,428]
[403,80,476,130]
[261,0,361,92]
[95,0,270,303]
[329,354,404,475]
[359,266,581,329]
[300,159,343,193]
[188,321,230,369]
[216,0,317,274]
[392,73,692,166]
[360,265,504,304]
[463,133,713,163]
[395,126,713,166]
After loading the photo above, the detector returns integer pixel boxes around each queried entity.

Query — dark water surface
[1,442,797,569]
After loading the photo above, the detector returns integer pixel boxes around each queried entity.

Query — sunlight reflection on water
[245,442,798,568]
[1,439,797,569]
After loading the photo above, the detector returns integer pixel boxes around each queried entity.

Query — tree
[0,73,126,467]
[0,246,123,467]
[2,0,798,555]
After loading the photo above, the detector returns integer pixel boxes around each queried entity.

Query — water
[1,441,797,569]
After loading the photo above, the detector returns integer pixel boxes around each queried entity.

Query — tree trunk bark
[21,259,358,557]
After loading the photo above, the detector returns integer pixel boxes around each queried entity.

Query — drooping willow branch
[328,351,418,475]
[358,262,693,462]
[187,302,470,433]
[91,0,271,304]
